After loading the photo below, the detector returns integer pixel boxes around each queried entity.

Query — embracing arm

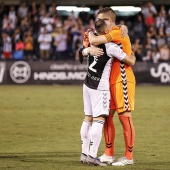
[88,33,108,46]
[82,46,104,57]
[107,44,135,66]
[122,53,136,66]
[79,46,104,64]
[88,25,128,46]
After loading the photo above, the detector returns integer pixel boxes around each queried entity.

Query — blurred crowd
[0,1,170,63]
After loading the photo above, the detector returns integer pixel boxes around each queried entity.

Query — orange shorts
[110,81,135,113]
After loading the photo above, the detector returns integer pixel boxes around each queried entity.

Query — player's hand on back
[83,28,96,48]
[120,25,128,38]
[83,32,89,48]
[88,46,104,57]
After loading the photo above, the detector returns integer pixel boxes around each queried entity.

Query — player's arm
[82,46,104,57]
[88,25,128,46]
[79,46,104,64]
[122,53,136,66]
[107,44,136,66]
[89,32,107,46]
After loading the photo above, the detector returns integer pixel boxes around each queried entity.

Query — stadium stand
[0,1,170,62]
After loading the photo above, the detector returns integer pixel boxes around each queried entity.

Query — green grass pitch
[0,85,170,170]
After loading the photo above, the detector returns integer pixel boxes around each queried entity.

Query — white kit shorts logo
[10,61,31,83]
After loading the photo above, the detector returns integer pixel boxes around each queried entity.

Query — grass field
[0,85,170,170]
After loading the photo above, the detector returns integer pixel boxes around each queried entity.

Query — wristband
[83,48,88,56]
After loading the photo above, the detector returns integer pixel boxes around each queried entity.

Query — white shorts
[83,84,110,118]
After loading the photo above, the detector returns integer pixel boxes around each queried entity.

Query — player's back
[85,43,113,91]
[107,26,136,84]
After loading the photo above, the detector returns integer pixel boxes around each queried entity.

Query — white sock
[89,120,104,158]
[80,120,92,155]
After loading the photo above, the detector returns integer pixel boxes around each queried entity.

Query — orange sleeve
[105,27,132,55]
[104,28,122,42]
[122,36,132,55]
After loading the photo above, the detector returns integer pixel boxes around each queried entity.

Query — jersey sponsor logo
[0,62,5,83]
[150,63,170,83]
[10,61,31,84]
[87,72,100,81]
[34,71,86,80]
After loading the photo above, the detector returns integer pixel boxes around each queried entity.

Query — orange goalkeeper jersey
[104,26,136,84]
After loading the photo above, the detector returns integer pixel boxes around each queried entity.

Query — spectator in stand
[12,28,21,44]
[148,1,157,15]
[5,23,14,37]
[157,27,166,49]
[1,32,12,59]
[48,1,58,16]
[159,44,170,61]
[145,11,155,27]
[135,48,144,61]
[38,2,46,14]
[42,13,53,33]
[133,14,146,44]
[38,27,52,60]
[132,38,143,55]
[145,32,156,50]
[165,23,170,48]
[147,27,157,47]
[148,26,157,39]
[13,38,25,60]
[78,6,90,26]
[18,2,28,19]
[20,16,31,34]
[2,14,11,30]
[8,6,17,28]
[155,12,166,29]
[30,1,37,18]
[69,10,77,23]
[0,2,8,18]
[159,5,166,17]
[152,46,160,63]
[51,27,58,59]
[55,27,68,60]
[75,32,82,61]
[24,31,34,60]
[141,2,150,20]
[94,5,103,21]
[87,19,95,30]
[142,49,152,62]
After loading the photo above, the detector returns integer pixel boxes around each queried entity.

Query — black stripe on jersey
[117,43,129,110]
[120,61,129,110]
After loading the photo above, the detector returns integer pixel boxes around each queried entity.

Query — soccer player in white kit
[80,19,136,166]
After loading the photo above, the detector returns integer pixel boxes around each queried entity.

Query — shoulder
[109,26,121,35]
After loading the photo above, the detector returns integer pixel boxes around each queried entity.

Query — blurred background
[0,0,170,85]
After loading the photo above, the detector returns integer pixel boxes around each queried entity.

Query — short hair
[95,19,107,35]
[98,7,116,22]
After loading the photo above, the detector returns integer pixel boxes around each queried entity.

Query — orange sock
[104,114,115,156]
[119,115,135,160]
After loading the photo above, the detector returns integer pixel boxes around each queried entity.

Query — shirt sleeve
[106,43,126,61]
[104,29,121,42]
